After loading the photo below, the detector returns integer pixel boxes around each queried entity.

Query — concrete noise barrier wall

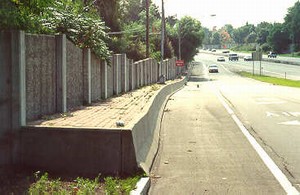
[20,79,185,176]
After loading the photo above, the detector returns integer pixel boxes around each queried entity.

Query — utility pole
[178,22,181,60]
[146,0,150,58]
[160,0,165,68]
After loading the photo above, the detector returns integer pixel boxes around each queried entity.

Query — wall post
[101,60,108,99]
[121,54,128,92]
[56,34,67,113]
[83,48,91,104]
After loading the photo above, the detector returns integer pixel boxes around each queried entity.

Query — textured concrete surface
[66,39,84,110]
[25,34,57,120]
[22,78,185,176]
[149,68,286,194]
[21,127,138,176]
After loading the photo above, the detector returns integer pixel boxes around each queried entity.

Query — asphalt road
[198,52,300,191]
[200,52,300,80]
[148,57,300,194]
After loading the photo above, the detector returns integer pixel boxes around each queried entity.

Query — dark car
[268,52,277,58]
[228,53,239,61]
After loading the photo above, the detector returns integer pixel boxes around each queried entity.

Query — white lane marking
[255,97,286,105]
[219,64,232,74]
[257,101,286,105]
[213,89,299,195]
[266,112,280,117]
[278,120,300,126]
[283,112,291,117]
[289,112,300,117]
[263,69,285,77]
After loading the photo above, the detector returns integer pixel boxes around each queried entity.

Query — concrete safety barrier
[20,78,186,177]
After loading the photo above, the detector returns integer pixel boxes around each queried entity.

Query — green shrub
[231,44,256,52]
[41,0,111,61]
[294,51,300,56]
[260,43,272,52]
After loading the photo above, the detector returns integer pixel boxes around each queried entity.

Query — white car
[208,64,219,73]
[243,55,252,61]
[217,56,225,62]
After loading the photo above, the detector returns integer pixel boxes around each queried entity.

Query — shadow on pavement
[188,76,212,82]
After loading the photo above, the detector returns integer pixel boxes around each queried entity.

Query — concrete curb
[131,78,186,175]
[130,79,186,195]
[130,177,150,195]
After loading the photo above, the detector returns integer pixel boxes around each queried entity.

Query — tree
[211,32,221,45]
[219,28,233,46]
[43,0,111,60]
[232,23,255,44]
[169,16,204,63]
[202,27,212,45]
[284,1,300,50]
[267,23,290,53]
[245,32,257,44]
[223,24,234,38]
[93,0,121,32]
[256,22,272,45]
[0,0,54,31]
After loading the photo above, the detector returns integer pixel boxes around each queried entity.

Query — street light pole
[291,33,295,57]
[146,0,150,58]
[178,22,181,60]
[160,0,165,69]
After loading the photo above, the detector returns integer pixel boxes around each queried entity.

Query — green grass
[27,171,144,195]
[238,71,300,88]
[278,53,300,58]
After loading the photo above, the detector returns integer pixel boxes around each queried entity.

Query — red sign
[176,60,184,67]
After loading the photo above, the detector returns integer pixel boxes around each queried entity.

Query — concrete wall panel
[0,31,13,166]
[21,127,139,176]
[25,34,57,120]
[66,40,83,110]
[91,53,101,101]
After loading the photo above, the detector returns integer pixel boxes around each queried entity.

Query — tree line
[0,0,204,63]
[203,1,300,54]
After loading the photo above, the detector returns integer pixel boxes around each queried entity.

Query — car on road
[268,52,277,58]
[243,55,252,61]
[211,49,216,52]
[222,50,230,53]
[228,53,239,61]
[217,56,225,62]
[208,64,219,73]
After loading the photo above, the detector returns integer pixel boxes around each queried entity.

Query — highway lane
[200,52,300,80]
[149,63,287,194]
[195,53,300,191]
[204,49,300,65]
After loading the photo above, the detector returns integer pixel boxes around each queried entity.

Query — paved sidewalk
[28,79,181,129]
[149,81,286,194]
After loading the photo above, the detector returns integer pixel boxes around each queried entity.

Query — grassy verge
[238,71,300,88]
[1,171,145,195]
[278,53,300,58]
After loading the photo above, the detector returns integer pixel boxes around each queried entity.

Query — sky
[152,0,298,29]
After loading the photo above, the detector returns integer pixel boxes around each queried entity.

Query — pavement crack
[219,90,236,110]
[248,126,295,179]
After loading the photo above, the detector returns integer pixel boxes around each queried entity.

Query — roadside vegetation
[203,1,300,56]
[1,171,144,194]
[0,0,204,63]
[238,71,300,88]
[279,53,300,58]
